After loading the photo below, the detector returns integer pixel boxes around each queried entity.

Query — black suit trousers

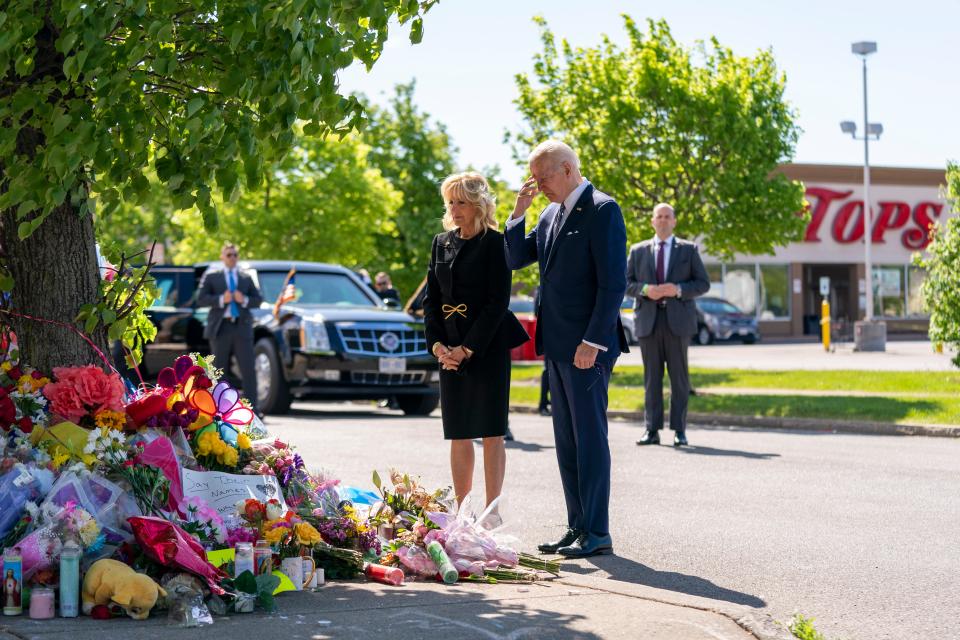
[209,319,258,412]
[638,308,690,432]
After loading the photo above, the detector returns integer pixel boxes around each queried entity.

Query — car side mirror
[382,298,401,310]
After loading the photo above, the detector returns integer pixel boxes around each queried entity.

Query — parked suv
[143,261,439,416]
[694,297,760,346]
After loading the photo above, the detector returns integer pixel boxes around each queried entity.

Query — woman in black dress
[424,172,529,507]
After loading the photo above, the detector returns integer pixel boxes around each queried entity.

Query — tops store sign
[803,187,943,250]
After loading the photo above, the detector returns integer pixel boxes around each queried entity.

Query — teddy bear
[81,559,167,620]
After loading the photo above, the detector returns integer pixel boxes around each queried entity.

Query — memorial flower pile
[0,341,555,626]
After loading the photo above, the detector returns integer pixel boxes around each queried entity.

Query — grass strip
[512,364,960,395]
[509,385,960,425]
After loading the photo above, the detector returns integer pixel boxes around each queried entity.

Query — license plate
[379,357,406,373]
[738,328,750,335]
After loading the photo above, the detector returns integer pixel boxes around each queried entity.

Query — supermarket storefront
[702,164,953,338]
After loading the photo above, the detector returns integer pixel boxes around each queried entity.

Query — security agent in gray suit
[626,204,709,446]
[196,242,264,414]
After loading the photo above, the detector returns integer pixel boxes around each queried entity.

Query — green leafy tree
[0,0,435,371]
[914,162,960,367]
[169,133,401,272]
[508,16,807,257]
[360,81,456,298]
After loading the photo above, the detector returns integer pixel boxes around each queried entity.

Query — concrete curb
[555,574,794,640]
[510,404,960,438]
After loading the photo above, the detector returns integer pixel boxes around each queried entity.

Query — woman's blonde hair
[440,172,498,236]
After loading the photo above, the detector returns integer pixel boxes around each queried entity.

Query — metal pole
[862,56,873,321]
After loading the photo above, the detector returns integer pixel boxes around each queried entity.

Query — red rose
[7,366,22,380]
[243,499,265,521]
[125,391,167,427]
[17,417,32,433]
[195,374,213,389]
[0,388,16,426]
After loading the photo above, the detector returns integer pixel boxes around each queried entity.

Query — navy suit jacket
[505,184,629,366]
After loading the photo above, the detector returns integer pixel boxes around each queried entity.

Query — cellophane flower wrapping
[128,516,226,594]
[426,496,519,576]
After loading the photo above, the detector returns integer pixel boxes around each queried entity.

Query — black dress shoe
[636,430,660,445]
[538,406,552,417]
[558,533,613,558]
[673,432,688,447]
[538,528,582,554]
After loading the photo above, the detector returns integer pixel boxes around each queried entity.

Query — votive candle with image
[3,547,23,616]
[364,563,404,586]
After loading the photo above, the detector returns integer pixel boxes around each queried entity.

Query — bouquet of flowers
[311,503,381,556]
[41,365,125,428]
[180,496,226,547]
[236,498,323,560]
[84,427,169,516]
[370,469,453,534]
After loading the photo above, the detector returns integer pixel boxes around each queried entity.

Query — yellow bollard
[820,298,831,352]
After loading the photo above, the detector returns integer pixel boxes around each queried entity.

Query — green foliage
[77,245,159,364]
[0,0,437,232]
[508,16,807,257]
[914,162,960,368]
[360,82,457,297]
[165,132,401,269]
[788,614,828,640]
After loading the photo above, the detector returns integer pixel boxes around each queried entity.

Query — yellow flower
[237,433,252,450]
[17,374,48,393]
[263,523,287,544]
[1,361,11,372]
[196,432,214,456]
[294,522,322,546]
[51,452,71,469]
[220,446,238,467]
[94,409,127,431]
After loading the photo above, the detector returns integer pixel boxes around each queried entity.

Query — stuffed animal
[81,559,167,620]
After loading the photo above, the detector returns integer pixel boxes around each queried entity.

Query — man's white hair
[653,203,675,217]
[528,139,580,171]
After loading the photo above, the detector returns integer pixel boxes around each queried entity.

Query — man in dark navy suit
[505,140,628,558]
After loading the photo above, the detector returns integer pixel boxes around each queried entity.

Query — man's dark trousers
[210,318,258,412]
[639,307,690,432]
[547,358,612,537]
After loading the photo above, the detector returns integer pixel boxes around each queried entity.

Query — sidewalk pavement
[0,572,794,640]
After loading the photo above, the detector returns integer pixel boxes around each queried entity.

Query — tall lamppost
[840,40,886,351]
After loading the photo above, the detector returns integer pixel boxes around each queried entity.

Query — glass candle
[234,542,254,578]
[3,547,23,616]
[364,563,404,586]
[29,587,54,619]
[59,541,81,617]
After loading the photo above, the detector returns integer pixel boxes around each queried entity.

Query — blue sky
[340,0,957,185]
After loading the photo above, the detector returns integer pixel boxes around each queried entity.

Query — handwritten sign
[180,469,287,517]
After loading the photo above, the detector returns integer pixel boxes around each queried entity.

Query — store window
[759,265,790,319]
[872,265,905,318]
[723,265,757,315]
[907,265,927,317]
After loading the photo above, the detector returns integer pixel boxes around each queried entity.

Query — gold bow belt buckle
[442,303,467,319]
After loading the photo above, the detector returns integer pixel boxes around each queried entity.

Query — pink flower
[71,366,124,412]
[43,379,86,421]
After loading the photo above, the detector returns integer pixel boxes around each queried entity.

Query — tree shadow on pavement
[295,582,602,639]
[674,445,780,460]
[563,555,765,608]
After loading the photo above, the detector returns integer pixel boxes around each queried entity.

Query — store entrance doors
[802,264,857,336]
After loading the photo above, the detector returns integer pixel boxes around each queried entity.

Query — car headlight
[300,319,331,353]
[705,314,719,329]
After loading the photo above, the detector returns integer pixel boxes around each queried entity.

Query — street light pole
[841,40,885,351]
[860,52,873,321]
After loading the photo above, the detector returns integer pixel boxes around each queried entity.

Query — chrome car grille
[335,323,427,356]
[350,371,426,386]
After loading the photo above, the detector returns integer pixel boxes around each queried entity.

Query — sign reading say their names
[181,468,287,516]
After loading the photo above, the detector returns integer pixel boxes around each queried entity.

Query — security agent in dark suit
[195,243,265,414]
[626,204,710,447]
[506,140,628,559]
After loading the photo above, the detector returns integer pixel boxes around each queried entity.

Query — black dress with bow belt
[424,229,529,440]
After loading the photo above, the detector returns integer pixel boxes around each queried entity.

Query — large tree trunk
[0,9,109,372]
[0,197,109,372]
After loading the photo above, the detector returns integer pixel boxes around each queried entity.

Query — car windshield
[699,300,742,314]
[257,271,377,307]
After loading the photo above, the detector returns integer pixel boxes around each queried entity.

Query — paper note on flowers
[180,469,287,517]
